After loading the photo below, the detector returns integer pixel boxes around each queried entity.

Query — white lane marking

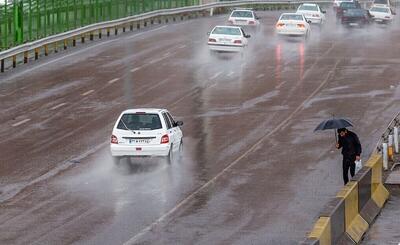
[256,74,265,78]
[227,71,235,77]
[124,26,167,40]
[163,52,171,57]
[123,60,341,245]
[178,44,187,49]
[210,71,222,80]
[2,26,168,83]
[130,67,142,73]
[81,90,94,96]
[51,103,67,110]
[108,78,120,84]
[12,119,31,127]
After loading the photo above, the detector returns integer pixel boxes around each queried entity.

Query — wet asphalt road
[0,9,400,245]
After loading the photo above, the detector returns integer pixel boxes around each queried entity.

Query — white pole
[394,127,399,153]
[383,143,388,170]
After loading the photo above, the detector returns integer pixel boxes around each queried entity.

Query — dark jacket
[338,130,362,158]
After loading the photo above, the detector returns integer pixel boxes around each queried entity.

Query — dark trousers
[343,156,356,184]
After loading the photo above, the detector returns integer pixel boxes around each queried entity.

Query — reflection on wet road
[0,9,400,245]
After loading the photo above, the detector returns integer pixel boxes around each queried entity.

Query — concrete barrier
[304,154,389,244]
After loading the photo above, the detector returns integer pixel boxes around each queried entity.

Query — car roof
[120,108,166,114]
[301,3,318,6]
[213,25,241,29]
[280,13,304,16]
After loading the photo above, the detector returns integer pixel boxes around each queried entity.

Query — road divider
[303,154,389,244]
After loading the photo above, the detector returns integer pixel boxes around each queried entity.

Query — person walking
[336,128,362,185]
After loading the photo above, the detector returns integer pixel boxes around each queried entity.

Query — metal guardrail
[0,0,334,72]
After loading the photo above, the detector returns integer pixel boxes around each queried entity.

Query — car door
[166,112,182,151]
[162,112,175,150]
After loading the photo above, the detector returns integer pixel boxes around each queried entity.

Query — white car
[369,4,396,23]
[228,9,260,26]
[208,25,250,52]
[333,0,353,9]
[296,3,326,24]
[110,108,183,164]
[275,13,311,37]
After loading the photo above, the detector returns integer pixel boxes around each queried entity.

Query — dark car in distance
[336,1,362,19]
[341,8,371,27]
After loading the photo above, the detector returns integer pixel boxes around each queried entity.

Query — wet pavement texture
[0,9,400,245]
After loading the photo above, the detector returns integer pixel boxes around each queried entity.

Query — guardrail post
[107,28,110,37]
[151,19,154,25]
[90,32,94,41]
[81,35,85,43]
[73,37,76,47]
[12,55,16,68]
[210,8,214,16]
[35,48,39,60]
[114,27,118,35]
[388,135,394,160]
[1,59,4,72]
[137,22,140,29]
[383,143,388,170]
[123,26,126,33]
[99,30,102,39]
[24,51,28,64]
[144,21,147,27]
[64,40,68,50]
[173,16,176,22]
[394,127,399,153]
[130,24,133,31]
[45,45,49,56]
[54,42,58,53]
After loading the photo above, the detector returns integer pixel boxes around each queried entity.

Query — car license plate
[349,23,359,26]
[130,139,150,144]
[375,19,383,22]
[219,38,231,42]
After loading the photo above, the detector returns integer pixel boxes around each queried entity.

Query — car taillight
[342,16,348,21]
[208,38,216,42]
[161,134,169,144]
[385,16,390,18]
[276,23,285,27]
[234,40,242,44]
[312,14,320,17]
[248,20,255,25]
[111,135,118,144]
[297,24,305,28]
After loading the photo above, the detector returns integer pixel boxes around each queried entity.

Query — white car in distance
[296,3,326,24]
[228,9,260,26]
[275,13,311,38]
[369,4,395,23]
[208,25,250,53]
[110,109,183,164]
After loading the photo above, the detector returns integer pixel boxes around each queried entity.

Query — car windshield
[344,9,365,16]
[340,2,358,8]
[298,5,319,11]
[212,27,242,36]
[373,0,388,4]
[370,7,389,12]
[231,11,253,18]
[117,113,162,130]
[280,14,304,21]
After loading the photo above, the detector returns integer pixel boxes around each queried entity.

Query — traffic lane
[1,11,400,245]
[131,38,400,245]
[0,16,227,196]
[0,11,331,243]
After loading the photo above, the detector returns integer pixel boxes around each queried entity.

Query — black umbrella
[314,118,354,142]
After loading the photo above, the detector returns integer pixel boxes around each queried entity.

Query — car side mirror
[255,16,260,20]
[207,32,210,35]
[244,34,251,38]
[322,10,326,14]
[307,20,312,24]
[175,121,184,127]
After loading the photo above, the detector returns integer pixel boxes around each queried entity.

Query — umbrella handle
[334,129,338,144]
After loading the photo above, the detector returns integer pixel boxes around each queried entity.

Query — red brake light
[276,23,285,27]
[297,24,305,28]
[111,135,118,144]
[234,40,242,44]
[248,20,255,25]
[385,16,390,18]
[208,38,217,42]
[161,134,169,144]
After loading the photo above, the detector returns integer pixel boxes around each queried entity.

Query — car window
[298,5,319,11]
[212,27,242,36]
[280,14,304,21]
[340,2,358,8]
[162,113,172,129]
[370,7,389,12]
[231,11,253,18]
[166,113,176,127]
[344,8,366,16]
[117,113,162,130]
